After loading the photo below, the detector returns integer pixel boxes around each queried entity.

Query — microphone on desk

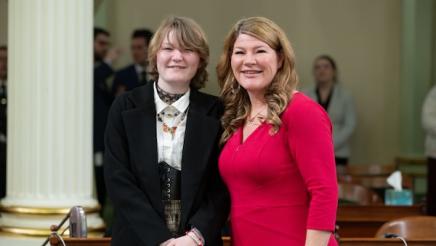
[41,206,87,246]
[69,206,87,238]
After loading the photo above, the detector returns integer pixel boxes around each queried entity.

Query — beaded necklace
[155,82,189,139]
[157,108,188,139]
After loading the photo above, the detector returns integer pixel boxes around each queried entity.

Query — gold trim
[0,205,101,215]
[0,225,106,237]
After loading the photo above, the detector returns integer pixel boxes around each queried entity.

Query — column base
[0,203,106,239]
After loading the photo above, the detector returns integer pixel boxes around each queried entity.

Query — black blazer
[104,82,230,246]
[94,62,114,152]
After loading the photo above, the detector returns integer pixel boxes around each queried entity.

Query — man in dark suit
[0,45,7,199]
[112,29,153,97]
[93,27,120,210]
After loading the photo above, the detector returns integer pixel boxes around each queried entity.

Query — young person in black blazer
[104,16,229,246]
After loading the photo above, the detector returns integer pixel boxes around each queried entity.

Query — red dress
[219,93,338,245]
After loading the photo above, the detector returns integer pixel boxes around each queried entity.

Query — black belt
[158,161,181,200]
[158,162,182,235]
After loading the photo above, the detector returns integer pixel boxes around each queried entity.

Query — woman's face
[231,34,282,95]
[313,58,335,84]
[156,31,200,87]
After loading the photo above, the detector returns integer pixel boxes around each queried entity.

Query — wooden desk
[337,204,425,237]
[50,237,111,246]
[340,238,436,246]
[52,237,436,246]
[56,237,227,246]
[225,237,436,246]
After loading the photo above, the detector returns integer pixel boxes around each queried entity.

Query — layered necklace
[157,109,188,139]
[156,84,189,139]
[247,104,267,126]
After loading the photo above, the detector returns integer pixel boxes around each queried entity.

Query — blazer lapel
[122,83,165,217]
[180,90,221,226]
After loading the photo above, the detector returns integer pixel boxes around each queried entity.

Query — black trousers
[95,165,107,210]
[427,157,436,215]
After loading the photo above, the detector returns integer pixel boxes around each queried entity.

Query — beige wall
[0,0,403,164]
[0,0,7,45]
[107,0,401,164]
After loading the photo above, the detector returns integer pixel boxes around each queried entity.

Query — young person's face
[156,31,200,88]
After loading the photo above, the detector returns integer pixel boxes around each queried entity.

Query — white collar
[134,64,145,74]
[153,82,190,114]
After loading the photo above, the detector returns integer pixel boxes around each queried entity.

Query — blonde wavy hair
[148,16,209,89]
[217,17,299,144]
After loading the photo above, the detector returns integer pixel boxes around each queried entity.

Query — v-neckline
[240,122,266,145]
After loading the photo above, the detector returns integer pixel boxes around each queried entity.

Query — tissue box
[385,189,413,205]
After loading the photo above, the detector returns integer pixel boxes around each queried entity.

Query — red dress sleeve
[283,93,338,231]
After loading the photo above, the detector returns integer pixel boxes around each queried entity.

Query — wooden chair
[339,174,414,190]
[339,164,413,197]
[395,156,427,166]
[345,164,397,176]
[375,216,436,239]
[338,183,383,205]
[395,156,427,200]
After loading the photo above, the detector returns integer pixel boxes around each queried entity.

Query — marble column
[0,0,104,245]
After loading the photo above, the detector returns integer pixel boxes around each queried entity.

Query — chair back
[338,183,382,205]
[375,216,436,239]
[346,164,396,176]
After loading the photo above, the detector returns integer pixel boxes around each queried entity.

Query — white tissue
[387,170,402,191]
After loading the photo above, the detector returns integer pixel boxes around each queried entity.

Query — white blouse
[153,83,190,171]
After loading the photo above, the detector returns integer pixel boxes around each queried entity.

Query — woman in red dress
[217,17,338,246]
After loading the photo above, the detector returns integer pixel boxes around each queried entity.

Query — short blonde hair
[148,16,209,89]
[217,17,299,144]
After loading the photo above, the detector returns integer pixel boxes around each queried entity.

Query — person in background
[217,17,338,245]
[304,55,356,166]
[104,16,229,246]
[422,84,436,216]
[0,45,7,199]
[112,28,154,97]
[93,27,120,211]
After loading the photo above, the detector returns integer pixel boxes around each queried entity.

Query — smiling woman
[104,16,229,246]
[154,32,201,93]
[217,17,338,246]
[147,16,209,92]
[231,34,282,96]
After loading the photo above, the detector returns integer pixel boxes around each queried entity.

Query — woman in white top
[104,16,229,246]
[305,55,356,165]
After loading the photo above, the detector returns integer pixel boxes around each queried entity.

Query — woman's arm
[305,229,331,246]
[285,96,338,244]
